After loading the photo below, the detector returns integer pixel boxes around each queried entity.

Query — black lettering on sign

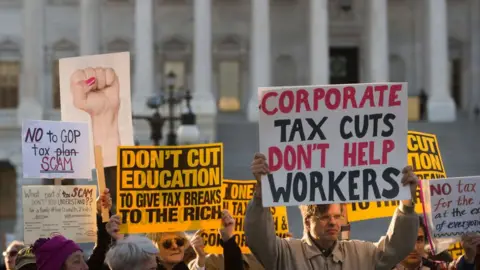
[146,208,179,223]
[268,168,401,203]
[183,205,222,221]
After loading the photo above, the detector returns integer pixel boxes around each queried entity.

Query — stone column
[192,0,216,115]
[17,0,45,124]
[80,0,101,55]
[13,159,26,241]
[132,0,155,116]
[468,0,480,118]
[425,0,456,122]
[365,0,389,82]
[247,0,270,122]
[310,0,329,85]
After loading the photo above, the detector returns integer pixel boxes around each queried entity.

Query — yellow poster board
[116,143,223,233]
[347,131,463,259]
[203,179,289,254]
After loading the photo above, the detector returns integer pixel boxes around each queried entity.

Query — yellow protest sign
[347,131,446,221]
[116,143,223,233]
[203,179,289,254]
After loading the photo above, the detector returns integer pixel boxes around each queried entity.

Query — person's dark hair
[299,204,346,220]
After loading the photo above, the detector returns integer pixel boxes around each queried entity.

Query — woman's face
[64,250,88,270]
[157,233,186,264]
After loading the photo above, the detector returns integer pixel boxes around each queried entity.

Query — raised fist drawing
[70,67,120,117]
[70,67,121,167]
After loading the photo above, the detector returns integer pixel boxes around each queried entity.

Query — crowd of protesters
[0,153,478,270]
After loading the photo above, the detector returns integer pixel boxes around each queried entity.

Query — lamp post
[132,71,200,146]
[166,71,178,146]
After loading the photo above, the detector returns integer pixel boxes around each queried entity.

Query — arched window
[0,38,21,109]
[214,35,245,112]
[51,39,78,109]
[159,36,191,91]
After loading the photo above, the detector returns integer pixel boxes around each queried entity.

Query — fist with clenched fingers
[70,67,121,165]
[70,67,120,116]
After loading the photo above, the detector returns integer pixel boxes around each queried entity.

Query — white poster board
[22,120,91,179]
[22,185,97,245]
[258,83,409,207]
[59,52,134,168]
[421,176,480,254]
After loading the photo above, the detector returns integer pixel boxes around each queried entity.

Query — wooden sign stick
[54,178,63,185]
[94,145,110,223]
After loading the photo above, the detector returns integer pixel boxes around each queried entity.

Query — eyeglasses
[314,214,345,223]
[2,250,18,258]
[162,238,185,250]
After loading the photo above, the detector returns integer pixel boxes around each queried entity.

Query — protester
[13,246,36,270]
[188,210,245,270]
[245,152,420,270]
[450,233,479,270]
[105,235,158,270]
[32,235,88,270]
[393,216,448,269]
[2,241,24,270]
[107,214,206,269]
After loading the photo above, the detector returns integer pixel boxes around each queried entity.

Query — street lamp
[132,71,200,146]
[166,71,178,146]
[177,90,200,145]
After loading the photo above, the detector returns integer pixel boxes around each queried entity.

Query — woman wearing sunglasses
[107,215,206,270]
[2,241,25,270]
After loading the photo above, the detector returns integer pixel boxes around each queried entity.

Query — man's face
[307,204,343,242]
[402,227,425,266]
[3,244,22,270]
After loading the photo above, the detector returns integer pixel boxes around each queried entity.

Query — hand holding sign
[219,210,235,242]
[401,166,419,206]
[106,215,124,241]
[461,233,480,263]
[70,67,121,165]
[96,188,112,215]
[190,230,206,267]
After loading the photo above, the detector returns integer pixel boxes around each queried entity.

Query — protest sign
[347,131,446,221]
[21,120,90,179]
[117,143,223,233]
[420,176,480,255]
[258,83,408,207]
[203,179,289,254]
[22,185,97,244]
[60,52,134,168]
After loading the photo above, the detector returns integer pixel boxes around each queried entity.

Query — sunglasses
[162,238,185,250]
[2,250,18,258]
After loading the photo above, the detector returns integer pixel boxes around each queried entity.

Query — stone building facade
[0,0,479,240]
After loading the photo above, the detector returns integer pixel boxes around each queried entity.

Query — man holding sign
[245,153,419,270]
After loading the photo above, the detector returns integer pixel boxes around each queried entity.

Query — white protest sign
[22,185,97,245]
[420,176,480,254]
[22,120,91,179]
[258,83,409,207]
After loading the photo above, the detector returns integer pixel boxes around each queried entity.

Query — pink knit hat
[32,235,82,270]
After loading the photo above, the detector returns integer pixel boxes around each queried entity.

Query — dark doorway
[450,59,461,108]
[329,47,360,84]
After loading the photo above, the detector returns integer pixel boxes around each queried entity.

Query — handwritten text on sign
[117,143,224,234]
[22,185,97,244]
[258,83,409,207]
[424,177,480,238]
[203,180,289,254]
[347,131,446,221]
[21,120,91,179]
